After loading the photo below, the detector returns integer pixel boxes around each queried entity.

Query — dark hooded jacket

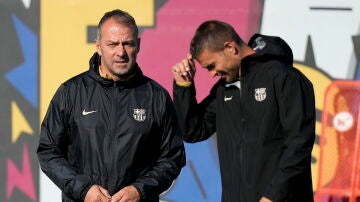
[37,53,185,202]
[173,34,315,202]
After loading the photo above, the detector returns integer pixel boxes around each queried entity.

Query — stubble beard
[110,64,135,80]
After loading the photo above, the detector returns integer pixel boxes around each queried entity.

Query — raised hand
[172,54,196,83]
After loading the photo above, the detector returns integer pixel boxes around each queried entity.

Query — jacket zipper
[107,82,118,177]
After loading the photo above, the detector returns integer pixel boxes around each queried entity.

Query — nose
[116,44,126,56]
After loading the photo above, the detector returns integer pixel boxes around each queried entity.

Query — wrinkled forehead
[100,20,138,40]
[99,18,138,38]
[197,48,220,67]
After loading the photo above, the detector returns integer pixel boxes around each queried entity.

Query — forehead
[100,18,136,39]
[197,48,219,66]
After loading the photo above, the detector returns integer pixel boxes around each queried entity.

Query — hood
[89,52,101,70]
[248,33,293,65]
[87,52,145,87]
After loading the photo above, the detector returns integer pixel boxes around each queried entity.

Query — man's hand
[84,185,112,202]
[172,54,196,83]
[110,185,140,202]
[259,197,272,202]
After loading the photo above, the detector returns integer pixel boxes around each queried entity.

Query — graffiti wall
[0,0,359,201]
[0,0,39,201]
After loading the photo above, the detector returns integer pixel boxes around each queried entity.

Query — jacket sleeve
[263,68,316,201]
[131,91,186,201]
[173,81,217,142]
[36,84,94,201]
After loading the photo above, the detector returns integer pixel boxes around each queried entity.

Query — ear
[136,38,141,53]
[224,41,238,55]
[96,40,102,56]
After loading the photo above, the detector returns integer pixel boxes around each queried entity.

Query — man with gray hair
[37,9,185,202]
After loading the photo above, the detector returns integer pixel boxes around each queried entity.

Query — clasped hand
[84,185,140,202]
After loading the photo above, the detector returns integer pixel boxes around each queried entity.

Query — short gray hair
[96,9,139,41]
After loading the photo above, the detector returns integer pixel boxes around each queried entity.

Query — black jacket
[37,53,185,202]
[174,34,315,202]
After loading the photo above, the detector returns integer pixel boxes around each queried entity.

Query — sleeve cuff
[131,183,145,201]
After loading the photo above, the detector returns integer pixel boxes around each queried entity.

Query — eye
[123,41,136,47]
[107,43,117,47]
[206,63,215,71]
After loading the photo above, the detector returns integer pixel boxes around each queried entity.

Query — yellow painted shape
[294,63,332,110]
[40,0,154,120]
[11,101,34,143]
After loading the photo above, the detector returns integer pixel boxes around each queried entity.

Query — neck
[239,44,256,59]
[238,44,255,79]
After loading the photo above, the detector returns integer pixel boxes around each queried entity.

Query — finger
[172,64,185,80]
[186,54,196,77]
[179,59,191,76]
[111,191,124,202]
[188,60,195,72]
[98,186,111,199]
[172,57,195,82]
[172,61,184,71]
[110,197,121,202]
[187,53,195,67]
[181,61,196,81]
[182,58,191,72]
[97,194,110,202]
[110,195,121,202]
[187,53,192,60]
[175,64,190,79]
[184,63,195,80]
[187,54,195,68]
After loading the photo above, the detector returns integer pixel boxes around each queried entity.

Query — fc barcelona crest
[254,88,267,102]
[133,109,146,121]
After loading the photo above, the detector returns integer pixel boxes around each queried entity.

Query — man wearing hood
[37,9,185,202]
[171,20,315,202]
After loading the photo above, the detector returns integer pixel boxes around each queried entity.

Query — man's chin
[112,65,130,74]
[114,64,128,70]
[224,78,238,84]
[112,68,137,80]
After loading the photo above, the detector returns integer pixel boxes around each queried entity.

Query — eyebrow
[106,39,136,44]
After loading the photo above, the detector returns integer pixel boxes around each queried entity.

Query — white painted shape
[261,0,360,79]
[21,0,31,9]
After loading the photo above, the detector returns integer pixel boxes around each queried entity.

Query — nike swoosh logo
[224,96,233,101]
[82,109,97,115]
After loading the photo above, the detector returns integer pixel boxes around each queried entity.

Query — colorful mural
[0,0,359,201]
[0,0,39,201]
